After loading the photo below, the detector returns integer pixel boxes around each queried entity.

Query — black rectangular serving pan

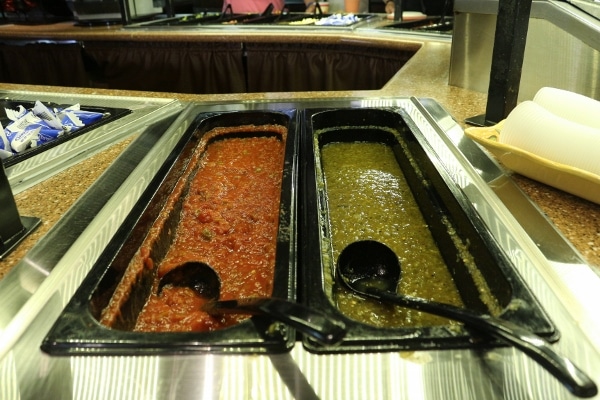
[127,12,258,28]
[382,16,454,33]
[237,13,375,26]
[128,12,375,28]
[1,99,131,167]
[42,109,298,355]
[300,107,557,353]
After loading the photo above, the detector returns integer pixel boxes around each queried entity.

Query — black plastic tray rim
[299,107,558,354]
[41,109,299,356]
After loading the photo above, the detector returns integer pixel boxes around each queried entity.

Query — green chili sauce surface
[321,141,464,328]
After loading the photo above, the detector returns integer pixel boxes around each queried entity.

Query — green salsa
[321,141,464,328]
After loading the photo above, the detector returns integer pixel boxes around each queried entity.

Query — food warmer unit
[0,95,599,400]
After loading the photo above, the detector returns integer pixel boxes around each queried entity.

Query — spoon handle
[375,290,597,398]
[204,298,347,346]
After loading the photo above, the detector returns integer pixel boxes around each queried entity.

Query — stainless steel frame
[1,95,599,400]
[450,0,600,102]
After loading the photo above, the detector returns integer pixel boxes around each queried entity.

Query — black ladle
[158,261,347,345]
[337,240,597,398]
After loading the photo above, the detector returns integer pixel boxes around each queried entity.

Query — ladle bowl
[337,240,597,398]
[159,261,347,346]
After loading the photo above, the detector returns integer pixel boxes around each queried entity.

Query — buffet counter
[0,20,597,273]
[0,20,599,400]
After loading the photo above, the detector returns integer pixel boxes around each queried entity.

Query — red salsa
[101,125,286,332]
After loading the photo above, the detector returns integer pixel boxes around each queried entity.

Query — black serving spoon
[158,261,347,345]
[336,240,597,398]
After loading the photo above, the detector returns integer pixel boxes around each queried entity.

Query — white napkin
[533,87,600,130]
[500,92,600,176]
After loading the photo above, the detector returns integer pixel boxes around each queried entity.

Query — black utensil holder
[0,163,40,259]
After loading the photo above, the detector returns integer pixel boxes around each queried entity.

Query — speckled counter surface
[0,22,598,280]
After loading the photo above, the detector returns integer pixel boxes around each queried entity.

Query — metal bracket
[466,0,533,126]
[395,0,404,21]
[0,163,40,260]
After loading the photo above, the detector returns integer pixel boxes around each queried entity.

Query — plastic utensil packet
[1,101,107,156]
[5,111,59,153]
[33,101,63,130]
[9,126,40,153]
[4,105,27,121]
[55,104,104,126]
[34,126,63,146]
[59,111,85,133]
[0,149,12,159]
[0,122,12,158]
[5,111,41,136]
[0,122,8,149]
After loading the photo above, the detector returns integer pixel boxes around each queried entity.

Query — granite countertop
[0,22,598,280]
